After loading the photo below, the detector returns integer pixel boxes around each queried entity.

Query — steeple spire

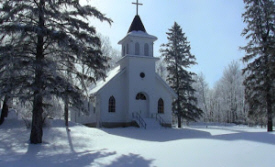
[132,0,143,15]
[127,15,146,33]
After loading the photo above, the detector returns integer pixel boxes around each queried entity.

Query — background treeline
[157,59,271,126]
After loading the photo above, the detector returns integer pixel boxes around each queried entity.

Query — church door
[136,93,148,118]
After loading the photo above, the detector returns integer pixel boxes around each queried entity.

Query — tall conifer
[241,0,275,131]
[0,0,111,143]
[160,22,202,128]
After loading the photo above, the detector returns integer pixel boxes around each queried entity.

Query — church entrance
[136,93,149,118]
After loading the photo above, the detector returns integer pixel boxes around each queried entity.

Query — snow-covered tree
[193,73,210,122]
[212,82,227,122]
[160,22,202,128]
[0,0,111,143]
[213,61,245,123]
[156,57,168,80]
[221,61,245,123]
[207,61,246,123]
[241,0,275,131]
[98,34,120,70]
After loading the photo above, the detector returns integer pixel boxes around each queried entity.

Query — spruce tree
[0,0,111,143]
[241,0,275,131]
[160,22,202,128]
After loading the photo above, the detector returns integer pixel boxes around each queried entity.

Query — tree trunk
[177,113,181,128]
[263,45,273,132]
[30,0,45,144]
[177,100,182,128]
[175,54,181,128]
[0,96,9,125]
[30,94,43,144]
[267,91,273,132]
[64,94,69,127]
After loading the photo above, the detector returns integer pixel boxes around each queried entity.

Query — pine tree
[0,0,111,143]
[160,22,203,128]
[241,0,275,131]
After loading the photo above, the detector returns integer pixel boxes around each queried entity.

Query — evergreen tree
[0,0,111,143]
[160,22,202,128]
[241,0,275,131]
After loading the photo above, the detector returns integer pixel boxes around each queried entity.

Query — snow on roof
[89,66,124,95]
[127,30,157,40]
[118,30,157,44]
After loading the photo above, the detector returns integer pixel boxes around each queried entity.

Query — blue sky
[84,0,247,88]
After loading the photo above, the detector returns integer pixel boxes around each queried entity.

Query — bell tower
[117,0,160,119]
[118,1,157,58]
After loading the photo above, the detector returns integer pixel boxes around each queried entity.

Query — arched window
[144,43,149,56]
[108,96,116,113]
[135,42,140,55]
[136,93,146,100]
[123,45,126,56]
[126,44,129,54]
[158,98,164,113]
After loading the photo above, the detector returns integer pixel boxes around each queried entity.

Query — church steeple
[118,0,157,57]
[128,15,146,33]
[128,0,146,33]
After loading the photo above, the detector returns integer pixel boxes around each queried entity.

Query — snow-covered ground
[0,118,275,167]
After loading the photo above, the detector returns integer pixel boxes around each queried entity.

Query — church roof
[128,15,146,33]
[89,66,125,95]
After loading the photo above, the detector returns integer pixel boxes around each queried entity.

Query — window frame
[135,42,140,55]
[158,98,164,114]
[108,96,116,113]
[144,43,149,56]
[136,93,147,100]
[126,44,129,54]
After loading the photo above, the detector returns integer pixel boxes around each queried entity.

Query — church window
[126,44,129,54]
[123,45,126,56]
[136,93,146,100]
[144,43,149,56]
[135,42,140,55]
[158,98,164,113]
[108,96,116,113]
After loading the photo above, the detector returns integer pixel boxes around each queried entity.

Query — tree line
[192,61,247,124]
[157,0,275,132]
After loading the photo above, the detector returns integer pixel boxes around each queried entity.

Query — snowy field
[1,118,275,167]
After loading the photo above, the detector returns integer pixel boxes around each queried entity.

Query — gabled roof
[89,66,125,95]
[128,15,146,33]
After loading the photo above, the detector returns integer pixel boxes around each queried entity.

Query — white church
[71,3,177,128]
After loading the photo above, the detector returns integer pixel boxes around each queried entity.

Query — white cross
[132,0,143,15]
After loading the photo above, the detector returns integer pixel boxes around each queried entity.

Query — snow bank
[0,119,274,167]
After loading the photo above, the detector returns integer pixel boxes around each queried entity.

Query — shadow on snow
[0,121,153,167]
[102,127,275,145]
[0,141,153,167]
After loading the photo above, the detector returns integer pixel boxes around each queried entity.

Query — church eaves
[127,15,146,33]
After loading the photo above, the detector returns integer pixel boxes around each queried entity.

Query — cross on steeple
[132,0,143,16]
